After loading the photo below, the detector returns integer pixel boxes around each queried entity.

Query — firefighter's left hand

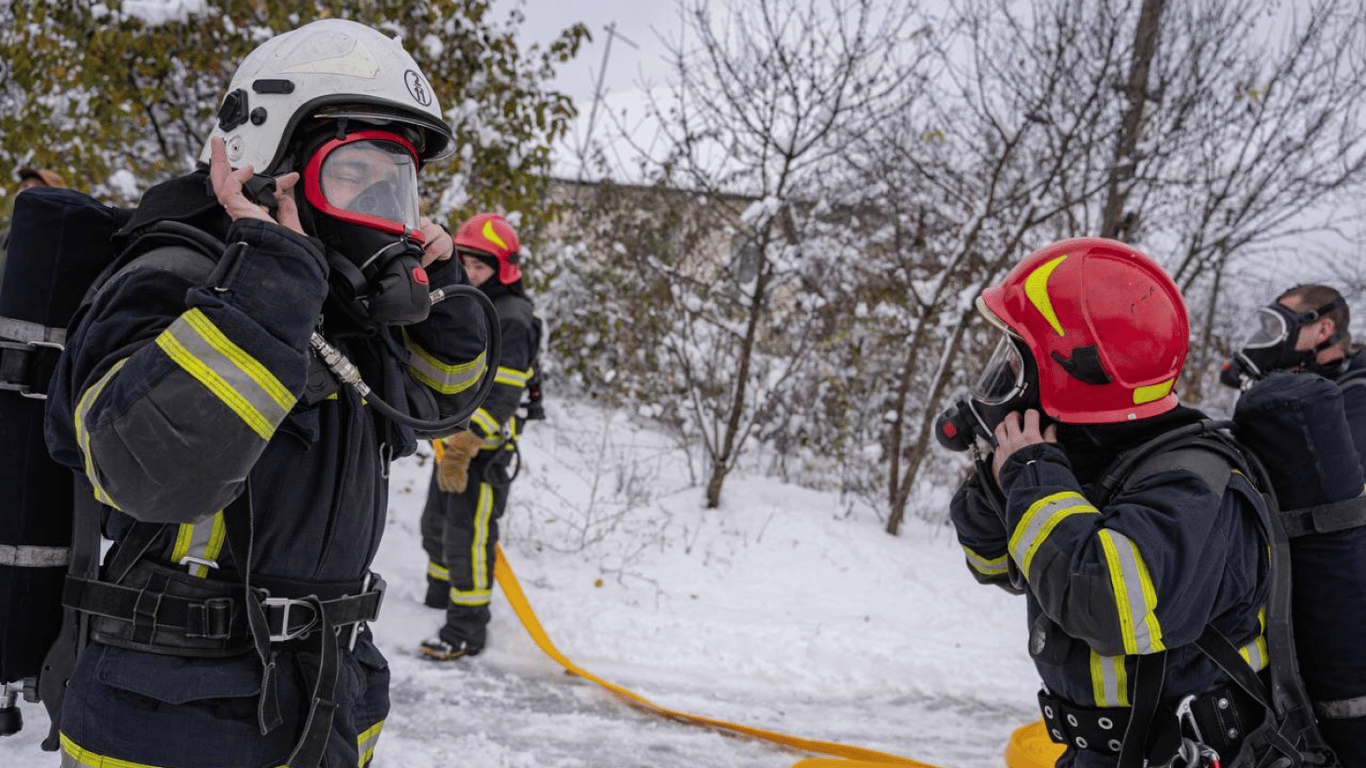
[992,409,1058,486]
[436,430,483,493]
[419,217,453,268]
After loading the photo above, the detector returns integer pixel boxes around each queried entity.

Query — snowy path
[376,649,1036,768]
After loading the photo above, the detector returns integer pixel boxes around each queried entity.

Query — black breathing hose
[309,283,502,433]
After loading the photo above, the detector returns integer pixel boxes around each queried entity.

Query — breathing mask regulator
[1220,296,1346,389]
[936,332,1051,453]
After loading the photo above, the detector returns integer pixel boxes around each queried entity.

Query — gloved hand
[437,430,484,493]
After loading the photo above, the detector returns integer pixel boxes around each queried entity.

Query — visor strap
[1303,295,1347,322]
[1314,329,1346,353]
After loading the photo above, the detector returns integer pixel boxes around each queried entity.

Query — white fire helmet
[197,18,454,175]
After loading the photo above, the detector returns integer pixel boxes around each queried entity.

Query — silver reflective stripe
[1009,491,1097,576]
[1091,651,1129,707]
[1315,694,1366,719]
[405,335,486,395]
[471,481,494,592]
[1099,529,1164,654]
[75,357,130,508]
[427,560,450,581]
[0,314,66,347]
[1239,634,1268,672]
[962,545,1008,577]
[0,543,70,567]
[358,719,385,765]
[155,309,294,440]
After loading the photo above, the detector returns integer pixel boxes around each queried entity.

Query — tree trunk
[704,230,773,509]
[1101,0,1166,239]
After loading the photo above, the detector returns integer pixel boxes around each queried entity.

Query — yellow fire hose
[442,442,1055,767]
[494,544,954,767]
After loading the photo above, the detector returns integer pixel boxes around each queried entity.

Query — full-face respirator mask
[299,128,432,326]
[936,333,1050,453]
[1220,297,1346,389]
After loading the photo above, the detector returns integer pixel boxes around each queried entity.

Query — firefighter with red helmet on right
[941,239,1275,767]
[419,213,542,660]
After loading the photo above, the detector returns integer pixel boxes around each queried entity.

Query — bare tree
[643,0,926,508]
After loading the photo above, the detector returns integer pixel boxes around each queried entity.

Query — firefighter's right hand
[209,137,304,235]
[991,409,1057,486]
[437,431,483,493]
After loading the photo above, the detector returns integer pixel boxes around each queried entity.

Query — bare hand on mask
[992,409,1058,486]
[208,137,304,235]
[418,217,453,268]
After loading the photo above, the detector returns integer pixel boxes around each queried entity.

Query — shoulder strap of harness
[1094,419,1246,508]
[1335,363,1366,391]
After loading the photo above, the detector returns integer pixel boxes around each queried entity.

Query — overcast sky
[514,1,681,105]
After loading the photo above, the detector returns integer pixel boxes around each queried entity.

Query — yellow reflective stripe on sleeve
[962,545,1008,577]
[471,481,494,591]
[1098,529,1165,654]
[427,560,450,582]
[60,732,289,768]
[1008,492,1099,576]
[357,719,385,766]
[155,309,294,440]
[471,409,507,448]
[74,357,131,509]
[1090,651,1130,707]
[472,408,500,435]
[494,365,530,387]
[168,512,226,578]
[405,333,486,395]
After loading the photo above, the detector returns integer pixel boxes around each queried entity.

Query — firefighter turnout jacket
[42,171,489,768]
[951,407,1270,768]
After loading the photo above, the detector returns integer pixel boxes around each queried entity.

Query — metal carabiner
[1174,695,1221,768]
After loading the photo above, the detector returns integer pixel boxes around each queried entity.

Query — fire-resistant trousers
[419,449,513,649]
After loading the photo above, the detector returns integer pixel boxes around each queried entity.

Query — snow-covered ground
[5,397,1040,767]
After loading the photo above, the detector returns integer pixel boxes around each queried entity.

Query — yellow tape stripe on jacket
[493,545,946,768]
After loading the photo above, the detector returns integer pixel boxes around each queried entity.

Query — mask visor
[971,333,1027,407]
[305,131,424,241]
[1241,306,1291,350]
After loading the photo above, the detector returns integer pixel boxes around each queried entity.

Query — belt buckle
[348,573,386,650]
[262,596,318,643]
[178,555,219,575]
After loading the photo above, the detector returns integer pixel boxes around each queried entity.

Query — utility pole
[578,22,639,179]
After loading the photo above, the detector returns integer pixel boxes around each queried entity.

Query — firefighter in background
[942,238,1271,767]
[420,213,542,660]
[1221,283,1366,765]
[42,20,488,767]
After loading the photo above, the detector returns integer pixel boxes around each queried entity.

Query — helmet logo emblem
[404,70,433,107]
[1025,254,1068,337]
[481,220,508,250]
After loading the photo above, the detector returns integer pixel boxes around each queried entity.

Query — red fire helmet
[977,237,1189,424]
[452,213,521,284]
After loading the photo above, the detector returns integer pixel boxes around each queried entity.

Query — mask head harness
[298,122,432,325]
[1221,296,1347,388]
